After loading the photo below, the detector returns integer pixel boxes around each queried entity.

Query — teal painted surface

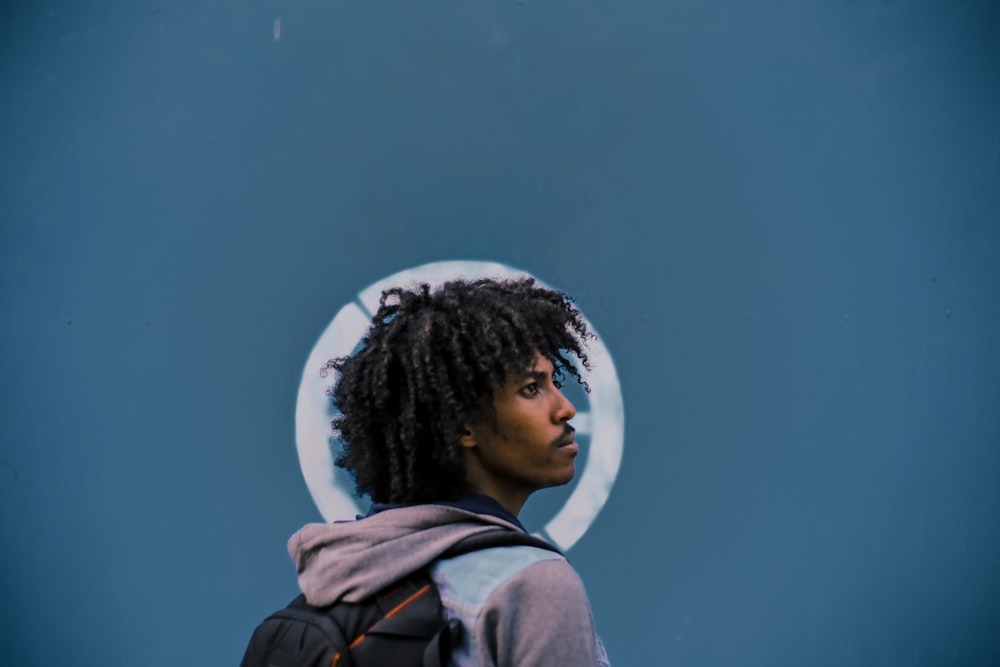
[1,1,998,664]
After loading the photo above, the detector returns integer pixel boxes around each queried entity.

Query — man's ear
[459,424,477,449]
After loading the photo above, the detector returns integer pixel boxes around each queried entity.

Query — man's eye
[521,383,540,396]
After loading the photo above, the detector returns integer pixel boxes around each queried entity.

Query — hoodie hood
[288,504,524,606]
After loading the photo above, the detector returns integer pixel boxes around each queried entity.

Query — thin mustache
[554,426,576,447]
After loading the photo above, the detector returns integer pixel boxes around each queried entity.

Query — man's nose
[554,388,576,422]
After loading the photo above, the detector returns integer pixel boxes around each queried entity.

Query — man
[289,276,611,666]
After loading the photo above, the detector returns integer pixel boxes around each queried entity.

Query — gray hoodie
[288,504,610,667]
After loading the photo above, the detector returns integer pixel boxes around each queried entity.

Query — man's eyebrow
[519,369,551,382]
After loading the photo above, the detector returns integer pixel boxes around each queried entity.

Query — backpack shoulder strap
[439,529,563,561]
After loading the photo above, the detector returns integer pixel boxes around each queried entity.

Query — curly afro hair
[322,276,593,504]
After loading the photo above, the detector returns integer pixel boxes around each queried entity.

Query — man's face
[461,352,578,516]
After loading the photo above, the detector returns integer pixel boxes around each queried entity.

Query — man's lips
[555,427,577,450]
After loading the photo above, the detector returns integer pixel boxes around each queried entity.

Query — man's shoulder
[431,543,568,610]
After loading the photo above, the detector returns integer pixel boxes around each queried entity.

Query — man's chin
[553,467,576,488]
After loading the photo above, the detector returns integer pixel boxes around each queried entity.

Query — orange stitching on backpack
[345,584,433,650]
[385,584,432,620]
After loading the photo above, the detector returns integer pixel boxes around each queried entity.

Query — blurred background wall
[1,0,998,664]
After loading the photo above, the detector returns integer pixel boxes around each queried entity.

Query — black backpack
[240,530,561,667]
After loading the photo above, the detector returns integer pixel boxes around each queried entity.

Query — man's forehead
[510,352,555,379]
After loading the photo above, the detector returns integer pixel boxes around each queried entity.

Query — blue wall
[2,1,998,664]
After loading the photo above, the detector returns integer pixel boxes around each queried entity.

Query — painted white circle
[295,261,625,551]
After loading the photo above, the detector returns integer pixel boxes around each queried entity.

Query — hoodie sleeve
[474,558,608,667]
